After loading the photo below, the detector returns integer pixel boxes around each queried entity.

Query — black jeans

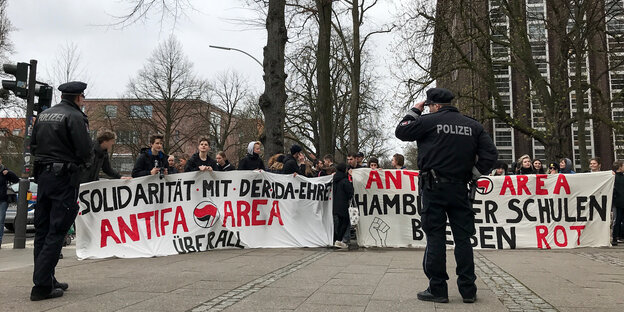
[421,182,476,299]
[613,204,624,241]
[333,214,350,243]
[32,170,79,295]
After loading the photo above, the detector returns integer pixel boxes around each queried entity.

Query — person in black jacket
[216,151,235,171]
[131,134,169,178]
[238,141,265,170]
[80,129,125,183]
[516,154,535,175]
[0,155,19,247]
[395,87,497,304]
[167,155,179,174]
[613,160,624,246]
[30,81,93,301]
[185,138,218,172]
[332,163,354,249]
[282,144,305,175]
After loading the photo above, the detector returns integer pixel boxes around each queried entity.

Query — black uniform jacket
[185,152,218,172]
[132,148,169,178]
[31,99,92,166]
[395,106,498,179]
[238,153,265,170]
[80,142,121,183]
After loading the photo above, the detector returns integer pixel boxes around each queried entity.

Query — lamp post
[209,45,263,68]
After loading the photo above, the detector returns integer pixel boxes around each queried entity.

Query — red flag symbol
[194,204,218,222]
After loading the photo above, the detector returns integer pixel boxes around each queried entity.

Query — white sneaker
[337,241,349,249]
[333,241,342,248]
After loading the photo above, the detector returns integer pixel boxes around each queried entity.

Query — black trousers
[613,204,624,241]
[333,214,350,243]
[32,170,79,295]
[421,182,476,299]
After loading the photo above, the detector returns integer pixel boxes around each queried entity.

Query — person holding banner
[395,87,498,304]
[516,154,535,175]
[216,151,235,171]
[185,138,218,172]
[30,81,92,301]
[80,129,128,183]
[238,141,265,170]
[368,157,380,170]
[282,144,305,175]
[131,134,169,178]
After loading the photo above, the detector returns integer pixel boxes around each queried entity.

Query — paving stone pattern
[189,250,330,312]
[575,251,624,267]
[474,252,558,312]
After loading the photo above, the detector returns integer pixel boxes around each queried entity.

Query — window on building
[105,105,117,118]
[130,105,153,119]
[211,112,222,136]
[117,130,139,145]
[12,129,21,136]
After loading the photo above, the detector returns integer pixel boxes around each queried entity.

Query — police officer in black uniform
[29,81,92,301]
[395,88,497,304]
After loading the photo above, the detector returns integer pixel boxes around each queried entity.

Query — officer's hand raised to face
[414,101,425,112]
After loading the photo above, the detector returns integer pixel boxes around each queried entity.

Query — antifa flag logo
[476,177,494,195]
[193,201,220,228]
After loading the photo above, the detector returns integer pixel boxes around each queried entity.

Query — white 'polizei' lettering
[436,124,472,136]
[38,113,65,123]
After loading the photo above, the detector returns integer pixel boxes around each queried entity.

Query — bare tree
[0,0,18,116]
[205,70,256,154]
[122,35,208,155]
[110,0,194,28]
[47,42,90,102]
[284,24,389,161]
[332,0,394,153]
[115,0,290,162]
[258,0,288,160]
[394,0,624,169]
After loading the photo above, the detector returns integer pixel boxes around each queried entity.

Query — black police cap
[58,81,87,95]
[425,88,454,105]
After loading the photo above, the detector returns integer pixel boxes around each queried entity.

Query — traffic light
[1,62,29,99]
[34,84,53,114]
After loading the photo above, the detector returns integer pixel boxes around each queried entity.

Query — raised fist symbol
[369,217,389,247]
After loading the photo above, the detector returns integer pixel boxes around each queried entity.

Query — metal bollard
[13,178,30,249]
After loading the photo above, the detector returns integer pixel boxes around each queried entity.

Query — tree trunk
[574,48,589,172]
[259,0,288,160]
[316,0,334,157]
[348,0,361,154]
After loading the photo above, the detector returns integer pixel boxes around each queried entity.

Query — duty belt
[41,162,78,174]
[419,169,466,190]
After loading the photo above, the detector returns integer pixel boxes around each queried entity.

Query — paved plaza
[1,236,623,312]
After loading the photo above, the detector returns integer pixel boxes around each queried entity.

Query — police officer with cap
[29,81,92,301]
[395,87,497,304]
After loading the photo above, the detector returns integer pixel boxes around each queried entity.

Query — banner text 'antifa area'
[77,172,333,258]
[352,169,612,249]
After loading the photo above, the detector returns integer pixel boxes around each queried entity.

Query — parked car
[4,181,37,232]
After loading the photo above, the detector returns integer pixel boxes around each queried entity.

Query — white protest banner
[351,169,613,249]
[76,171,334,259]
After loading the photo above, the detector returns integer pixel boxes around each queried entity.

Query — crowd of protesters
[120,134,624,248]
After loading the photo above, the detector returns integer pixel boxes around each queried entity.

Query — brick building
[84,99,256,174]
[0,118,25,170]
